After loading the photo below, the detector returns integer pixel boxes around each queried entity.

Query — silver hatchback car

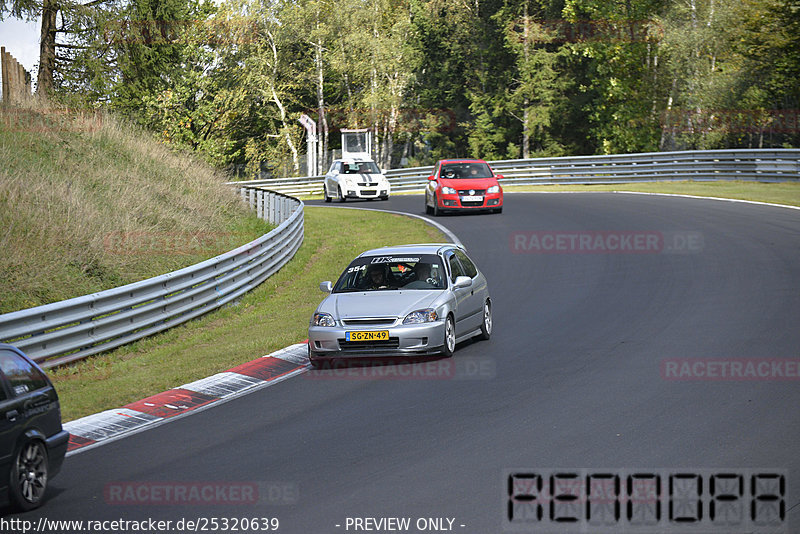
[308,244,492,367]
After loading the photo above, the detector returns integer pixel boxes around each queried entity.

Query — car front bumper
[46,429,70,478]
[344,184,390,199]
[437,193,503,210]
[308,320,445,359]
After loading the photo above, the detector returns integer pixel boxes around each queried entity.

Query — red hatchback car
[424,159,503,215]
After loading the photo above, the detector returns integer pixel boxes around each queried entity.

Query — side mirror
[453,276,473,290]
[495,174,504,180]
[428,175,436,181]
[319,281,333,293]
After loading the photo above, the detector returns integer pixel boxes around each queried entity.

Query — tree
[563,0,668,153]
[495,0,570,158]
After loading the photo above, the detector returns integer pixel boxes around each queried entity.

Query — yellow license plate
[346,330,389,342]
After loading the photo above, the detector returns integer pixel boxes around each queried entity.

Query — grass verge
[0,103,271,313]
[49,206,445,422]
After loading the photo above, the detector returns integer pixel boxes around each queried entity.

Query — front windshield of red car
[440,162,493,179]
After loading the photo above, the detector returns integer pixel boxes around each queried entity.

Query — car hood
[438,177,498,189]
[339,173,387,182]
[319,290,443,319]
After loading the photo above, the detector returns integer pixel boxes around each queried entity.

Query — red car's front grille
[458,189,486,195]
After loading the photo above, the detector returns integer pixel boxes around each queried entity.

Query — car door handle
[24,393,49,409]
[6,410,19,422]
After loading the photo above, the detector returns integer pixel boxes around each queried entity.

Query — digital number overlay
[504,468,787,533]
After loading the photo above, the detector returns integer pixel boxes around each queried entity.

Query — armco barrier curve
[0,188,303,368]
[228,148,800,196]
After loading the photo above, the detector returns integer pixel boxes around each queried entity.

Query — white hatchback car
[323,158,390,202]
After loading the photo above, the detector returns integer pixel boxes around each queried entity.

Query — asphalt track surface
[9,192,800,533]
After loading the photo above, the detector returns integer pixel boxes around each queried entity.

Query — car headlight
[487,185,500,194]
[441,186,457,195]
[312,312,336,327]
[403,309,439,324]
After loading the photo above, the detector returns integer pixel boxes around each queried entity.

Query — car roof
[0,343,25,354]
[356,243,465,257]
[0,343,42,368]
[335,157,376,163]
[437,159,488,164]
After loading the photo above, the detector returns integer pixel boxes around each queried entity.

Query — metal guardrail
[228,149,800,196]
[0,188,303,368]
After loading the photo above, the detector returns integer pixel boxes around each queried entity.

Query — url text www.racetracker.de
[1,516,280,533]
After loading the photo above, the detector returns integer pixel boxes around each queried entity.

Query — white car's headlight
[441,186,457,195]
[487,185,500,194]
[403,309,439,324]
[312,312,336,327]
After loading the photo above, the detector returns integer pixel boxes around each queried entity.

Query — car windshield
[341,161,381,174]
[440,162,493,179]
[333,254,445,292]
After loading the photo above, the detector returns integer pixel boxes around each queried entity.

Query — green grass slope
[0,103,271,313]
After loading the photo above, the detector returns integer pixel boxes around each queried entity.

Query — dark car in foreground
[0,344,69,511]
[425,159,504,215]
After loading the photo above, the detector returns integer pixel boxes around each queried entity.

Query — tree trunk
[315,40,328,175]
[273,85,300,175]
[522,4,530,159]
[37,0,58,95]
[267,31,299,174]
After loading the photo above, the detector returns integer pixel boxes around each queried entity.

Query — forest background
[2,0,798,177]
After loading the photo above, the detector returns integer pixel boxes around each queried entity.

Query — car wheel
[493,206,503,214]
[425,194,434,215]
[442,315,456,357]
[433,194,441,216]
[476,299,492,340]
[337,186,346,203]
[10,439,48,511]
[381,195,389,201]
[323,185,332,203]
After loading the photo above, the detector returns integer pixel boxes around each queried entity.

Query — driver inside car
[364,265,394,289]
[408,262,441,288]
